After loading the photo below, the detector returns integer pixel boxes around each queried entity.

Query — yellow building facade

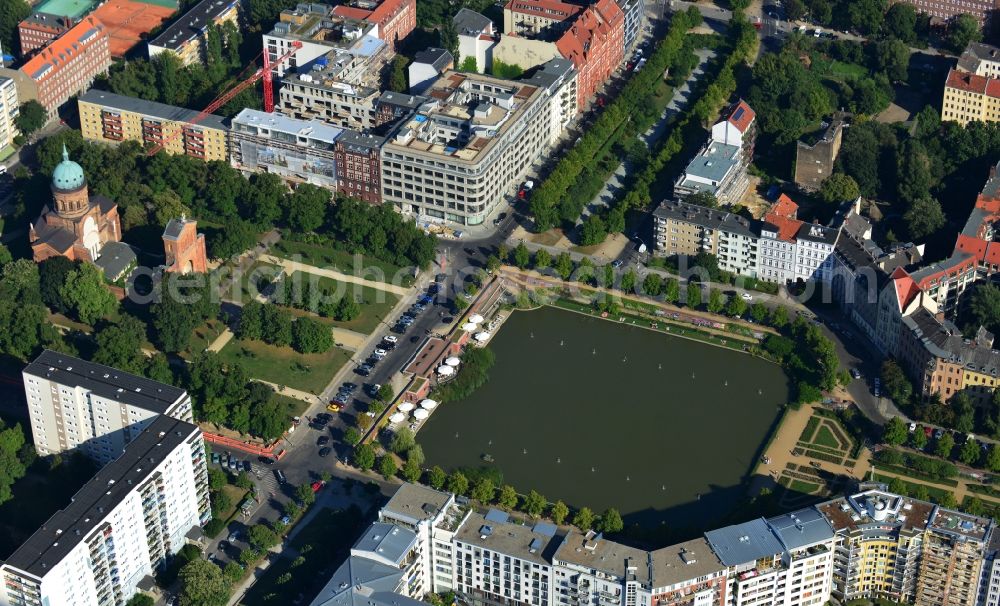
[942,68,1000,125]
[78,90,228,161]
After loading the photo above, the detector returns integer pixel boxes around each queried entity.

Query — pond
[418,305,790,530]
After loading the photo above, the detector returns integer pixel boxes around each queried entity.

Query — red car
[311,481,325,493]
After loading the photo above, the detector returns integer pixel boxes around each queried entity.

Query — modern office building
[230,109,342,189]
[674,101,756,206]
[0,16,111,118]
[22,350,194,465]
[0,76,20,151]
[146,0,240,65]
[0,414,210,606]
[78,90,229,161]
[380,71,553,226]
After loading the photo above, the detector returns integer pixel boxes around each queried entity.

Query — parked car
[383,335,398,344]
[850,368,862,380]
[317,436,330,446]
[280,515,291,525]
[211,452,220,465]
[740,293,753,301]
[274,469,287,484]
[327,402,342,412]
[908,422,917,432]
[319,447,332,457]
[373,348,388,358]
[341,383,357,393]
[356,365,372,376]
[243,460,251,472]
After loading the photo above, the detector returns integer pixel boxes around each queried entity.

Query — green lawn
[217,338,351,394]
[813,425,842,450]
[286,271,399,334]
[799,416,819,443]
[215,261,284,304]
[215,484,249,522]
[273,393,309,420]
[242,507,366,606]
[788,479,820,494]
[182,318,226,359]
[272,240,415,286]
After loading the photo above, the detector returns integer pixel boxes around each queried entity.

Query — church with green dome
[29,145,128,277]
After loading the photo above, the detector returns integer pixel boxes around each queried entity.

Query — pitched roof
[21,16,106,82]
[505,0,582,22]
[889,267,920,312]
[726,99,755,133]
[413,48,454,71]
[771,194,798,218]
[454,8,492,35]
[331,5,372,20]
[555,0,623,67]
[946,68,990,95]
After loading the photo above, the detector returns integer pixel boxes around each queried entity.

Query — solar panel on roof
[732,107,745,121]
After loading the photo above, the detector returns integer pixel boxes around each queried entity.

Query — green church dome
[52,144,85,191]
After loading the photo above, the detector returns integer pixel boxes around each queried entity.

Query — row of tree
[239,300,334,354]
[188,352,290,440]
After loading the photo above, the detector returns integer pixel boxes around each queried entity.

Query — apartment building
[0,16,111,118]
[452,509,560,606]
[552,529,650,606]
[617,0,644,52]
[454,9,496,73]
[758,194,840,284]
[410,49,455,94]
[0,76,20,150]
[229,108,342,189]
[941,69,1000,125]
[268,8,390,130]
[380,72,553,226]
[524,58,578,145]
[147,0,240,65]
[331,0,416,51]
[675,101,756,206]
[78,89,229,161]
[648,538,727,606]
[334,130,384,204]
[0,415,210,606]
[652,199,758,277]
[22,350,194,465]
[894,0,1000,28]
[379,483,462,593]
[705,508,836,606]
[957,41,1000,78]
[504,0,583,38]
[555,0,625,109]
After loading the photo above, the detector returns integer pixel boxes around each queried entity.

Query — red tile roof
[369,0,410,23]
[555,0,623,65]
[891,267,921,312]
[763,212,803,243]
[21,16,107,82]
[505,0,582,21]
[946,68,989,94]
[332,5,373,20]
[727,99,755,133]
[771,193,798,218]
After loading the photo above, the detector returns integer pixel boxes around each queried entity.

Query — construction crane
[146,40,303,157]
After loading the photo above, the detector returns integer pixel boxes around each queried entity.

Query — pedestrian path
[261,255,411,297]
[207,327,234,352]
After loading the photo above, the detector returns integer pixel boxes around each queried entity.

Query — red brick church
[30,145,123,265]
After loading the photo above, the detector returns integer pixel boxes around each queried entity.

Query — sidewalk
[261,255,410,297]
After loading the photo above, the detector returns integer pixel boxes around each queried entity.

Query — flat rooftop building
[147,0,240,65]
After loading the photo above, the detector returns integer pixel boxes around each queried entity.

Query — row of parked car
[211,451,251,473]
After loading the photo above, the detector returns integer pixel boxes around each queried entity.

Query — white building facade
[0,76,19,151]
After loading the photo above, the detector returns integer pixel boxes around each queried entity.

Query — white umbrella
[437,365,455,376]
[398,402,416,412]
[461,322,477,331]
[420,399,438,410]
[413,408,429,420]
[445,356,461,367]
[468,313,484,324]
[389,412,406,424]
[474,332,490,342]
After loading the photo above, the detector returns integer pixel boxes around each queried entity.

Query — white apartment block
[0,415,210,606]
[381,71,554,226]
[0,76,20,150]
[22,350,194,465]
[553,530,652,606]
[524,59,578,147]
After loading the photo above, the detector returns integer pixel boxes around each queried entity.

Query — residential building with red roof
[331,0,415,50]
[0,16,110,118]
[894,0,999,29]
[554,0,624,109]
[942,68,1000,125]
[504,0,583,38]
[675,100,757,206]
[17,13,73,56]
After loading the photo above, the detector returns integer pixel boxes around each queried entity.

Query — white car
[373,348,387,359]
[740,293,753,301]
[383,335,398,344]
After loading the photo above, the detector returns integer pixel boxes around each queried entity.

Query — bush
[204,518,226,538]
[432,348,496,403]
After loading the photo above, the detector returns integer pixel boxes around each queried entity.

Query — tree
[707,289,724,314]
[555,253,574,280]
[643,273,663,297]
[14,100,46,138]
[551,500,569,524]
[872,39,910,83]
[470,477,495,502]
[37,256,76,313]
[598,508,624,533]
[513,243,531,269]
[60,263,117,324]
[967,283,1000,335]
[344,427,362,446]
[848,0,887,35]
[379,455,397,480]
[390,427,415,454]
[388,55,408,92]
[769,306,788,328]
[888,477,908,496]
[0,420,27,505]
[946,13,981,53]
[663,278,679,304]
[151,295,198,353]
[292,317,333,353]
[686,191,718,208]
[621,269,637,293]
[580,214,608,245]
[401,457,421,482]
[447,471,469,495]
[427,466,447,490]
[686,284,702,309]
[178,559,230,606]
[572,507,595,530]
[522,490,546,517]
[235,471,253,490]
[911,426,928,450]
[407,444,424,467]
[726,295,747,318]
[126,594,155,606]
[459,56,479,72]
[354,443,376,471]
[959,439,981,465]
[92,314,147,373]
[249,524,280,552]
[882,418,908,446]
[0,0,31,62]
[534,249,551,269]
[497,485,518,509]
[934,433,955,459]
[988,445,1000,472]
[750,302,767,323]
[884,2,917,42]
[440,21,459,63]
[819,173,860,204]
[286,184,329,232]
